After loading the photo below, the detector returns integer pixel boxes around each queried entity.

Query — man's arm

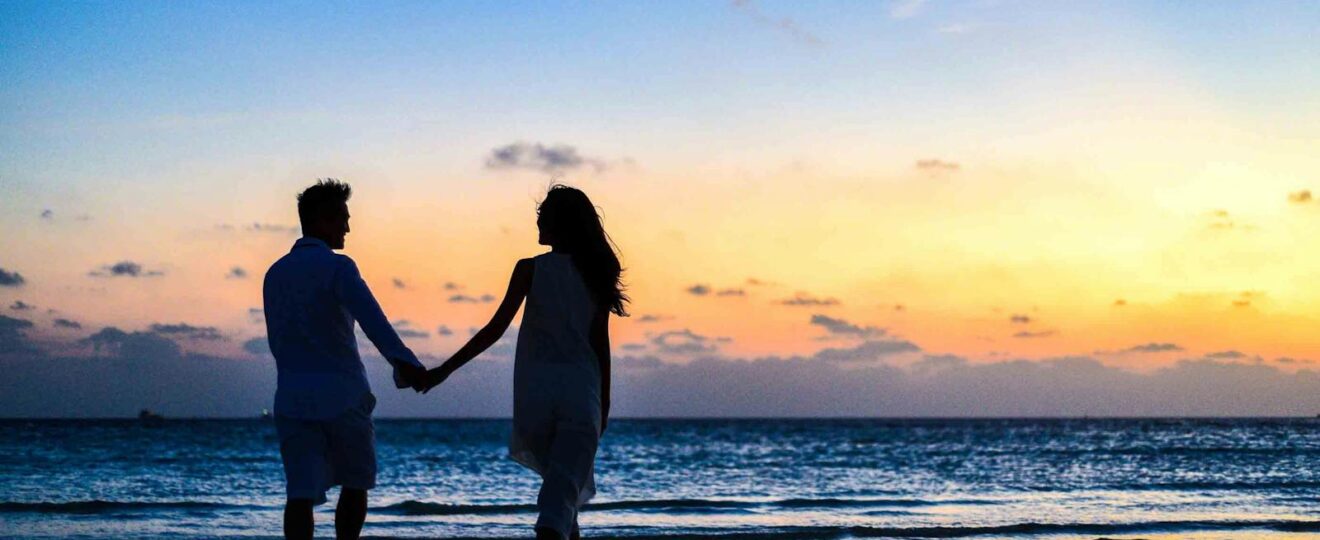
[590,306,610,434]
[333,257,425,387]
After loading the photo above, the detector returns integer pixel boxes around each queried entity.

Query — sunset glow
[3,1,1319,417]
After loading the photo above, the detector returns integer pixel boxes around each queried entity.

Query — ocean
[0,418,1316,539]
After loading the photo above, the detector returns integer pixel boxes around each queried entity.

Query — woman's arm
[423,258,534,392]
[590,306,611,434]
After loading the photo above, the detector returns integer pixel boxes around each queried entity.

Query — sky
[2,1,1319,417]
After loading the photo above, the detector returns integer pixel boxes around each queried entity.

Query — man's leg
[335,488,368,540]
[328,395,377,540]
[284,498,314,540]
[277,414,329,540]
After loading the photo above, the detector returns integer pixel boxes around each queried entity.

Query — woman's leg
[535,418,598,538]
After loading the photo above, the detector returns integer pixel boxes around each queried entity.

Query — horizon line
[2,415,1317,421]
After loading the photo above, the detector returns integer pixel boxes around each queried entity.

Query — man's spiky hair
[296,178,352,227]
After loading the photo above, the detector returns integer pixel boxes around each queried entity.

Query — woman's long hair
[537,185,629,316]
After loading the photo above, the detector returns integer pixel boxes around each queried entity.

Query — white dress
[509,252,602,534]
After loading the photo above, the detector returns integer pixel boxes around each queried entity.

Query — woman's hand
[420,367,449,394]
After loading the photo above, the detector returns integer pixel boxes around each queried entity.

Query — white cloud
[889,0,928,20]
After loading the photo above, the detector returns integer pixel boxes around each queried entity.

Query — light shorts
[274,392,377,505]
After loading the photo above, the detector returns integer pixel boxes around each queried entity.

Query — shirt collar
[292,237,330,251]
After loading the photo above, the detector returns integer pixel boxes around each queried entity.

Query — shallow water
[1,418,1317,538]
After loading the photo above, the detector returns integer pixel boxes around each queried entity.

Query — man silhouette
[262,179,426,540]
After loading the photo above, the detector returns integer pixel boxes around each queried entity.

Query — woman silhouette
[423,184,628,540]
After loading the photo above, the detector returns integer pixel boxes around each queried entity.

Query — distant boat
[260,409,272,421]
[138,409,164,425]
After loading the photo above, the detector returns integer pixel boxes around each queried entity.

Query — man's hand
[395,361,427,391]
[409,366,431,393]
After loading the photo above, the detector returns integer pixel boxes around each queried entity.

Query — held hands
[394,360,450,395]
[394,361,428,393]
[419,366,450,394]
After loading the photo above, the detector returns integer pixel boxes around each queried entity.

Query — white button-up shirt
[263,237,422,420]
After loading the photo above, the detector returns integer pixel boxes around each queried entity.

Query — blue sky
[2,1,1319,417]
